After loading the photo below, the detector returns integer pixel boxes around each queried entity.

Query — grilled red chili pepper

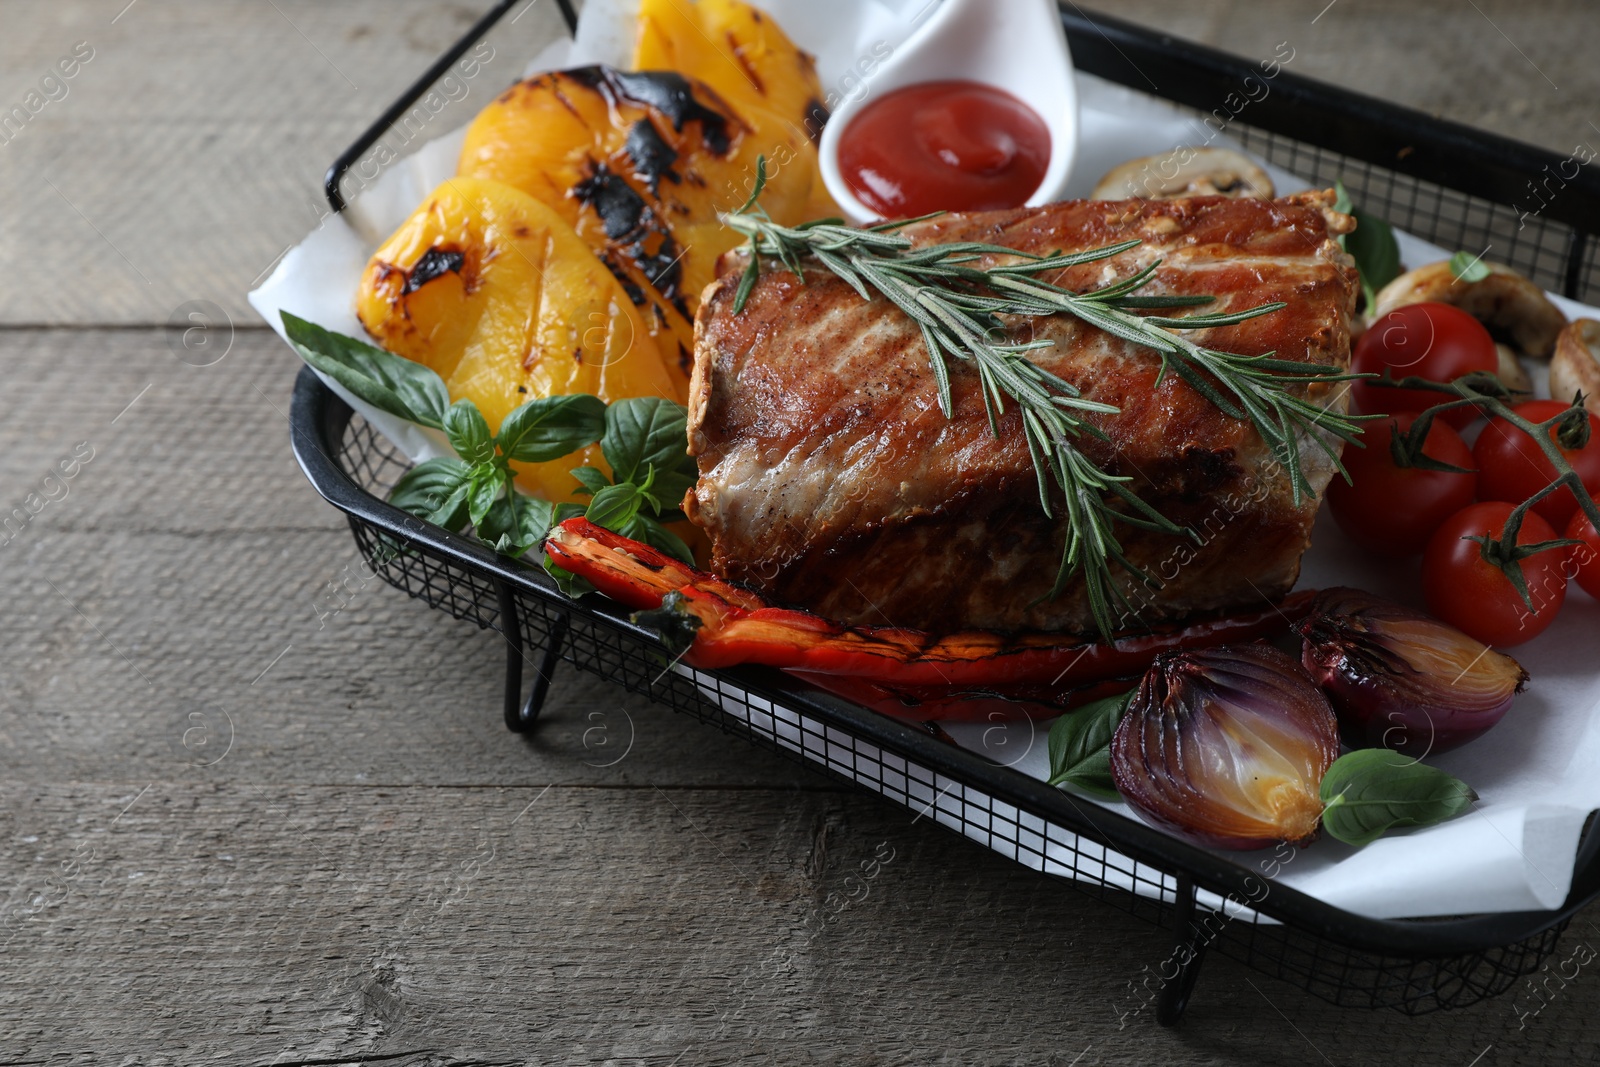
[544,517,1313,719]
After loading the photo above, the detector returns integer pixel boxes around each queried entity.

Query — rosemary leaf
[719,162,1363,637]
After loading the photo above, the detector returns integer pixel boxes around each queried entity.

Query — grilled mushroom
[1091,147,1274,201]
[1550,319,1600,412]
[1370,261,1568,359]
[1494,343,1534,402]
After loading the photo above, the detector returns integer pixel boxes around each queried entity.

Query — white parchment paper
[248,0,1600,920]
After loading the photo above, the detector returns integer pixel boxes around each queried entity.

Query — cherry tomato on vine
[1472,400,1600,529]
[1422,501,1567,647]
[1327,413,1476,557]
[1350,303,1497,428]
[1566,510,1600,600]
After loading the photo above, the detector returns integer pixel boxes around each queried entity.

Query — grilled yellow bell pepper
[355,176,681,502]
[358,3,838,514]
[634,0,824,134]
[457,64,829,369]
[633,0,840,219]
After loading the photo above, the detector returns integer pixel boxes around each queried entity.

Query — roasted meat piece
[684,194,1358,634]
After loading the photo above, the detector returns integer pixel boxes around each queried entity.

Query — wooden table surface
[4,2,1599,1063]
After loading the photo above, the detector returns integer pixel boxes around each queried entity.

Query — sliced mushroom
[1494,343,1533,402]
[1091,147,1274,201]
[1369,260,1568,359]
[1550,319,1600,412]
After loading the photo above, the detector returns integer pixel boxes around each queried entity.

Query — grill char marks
[624,119,681,194]
[572,163,686,310]
[402,247,464,294]
[801,97,828,143]
[686,194,1358,635]
[566,67,733,156]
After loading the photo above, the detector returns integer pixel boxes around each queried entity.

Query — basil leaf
[570,466,611,497]
[585,481,645,530]
[1348,207,1401,308]
[477,497,515,547]
[624,514,695,565]
[1450,250,1492,283]
[425,479,473,531]
[552,501,586,526]
[478,493,554,557]
[630,463,694,518]
[600,397,694,488]
[544,558,596,598]
[444,400,495,465]
[633,464,665,515]
[521,495,560,547]
[1046,690,1131,799]
[515,495,556,549]
[648,463,699,515]
[465,466,503,527]
[282,311,450,430]
[1319,749,1478,848]
[388,457,472,531]
[497,394,606,463]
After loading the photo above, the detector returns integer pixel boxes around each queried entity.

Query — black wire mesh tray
[288,0,1600,1025]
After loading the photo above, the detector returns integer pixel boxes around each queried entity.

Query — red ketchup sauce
[837,79,1051,218]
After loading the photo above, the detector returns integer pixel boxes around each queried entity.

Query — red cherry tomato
[1472,400,1600,529]
[1566,510,1600,600]
[1327,413,1476,557]
[1351,303,1497,428]
[1423,501,1567,646]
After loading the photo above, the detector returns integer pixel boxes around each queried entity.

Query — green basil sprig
[552,396,700,567]
[284,311,454,431]
[1046,690,1130,799]
[281,312,696,583]
[1318,749,1478,848]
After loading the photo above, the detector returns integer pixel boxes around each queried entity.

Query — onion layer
[1297,588,1528,756]
[1110,643,1340,851]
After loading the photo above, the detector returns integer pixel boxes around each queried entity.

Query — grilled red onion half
[1297,588,1528,756]
[1110,644,1340,851]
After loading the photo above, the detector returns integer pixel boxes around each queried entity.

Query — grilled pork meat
[684,193,1358,635]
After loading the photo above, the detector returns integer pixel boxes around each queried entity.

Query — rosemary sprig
[721,159,1363,636]
[986,272,1359,502]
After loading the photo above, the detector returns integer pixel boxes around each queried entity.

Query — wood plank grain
[9,326,1600,1062]
[7,781,1597,1066]
[0,328,820,790]
[0,0,1596,325]
[0,0,572,327]
[5,2,1600,1063]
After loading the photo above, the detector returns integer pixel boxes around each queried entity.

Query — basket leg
[1156,877,1209,1026]
[496,580,568,733]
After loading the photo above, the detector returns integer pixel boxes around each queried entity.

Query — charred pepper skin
[545,517,1314,720]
